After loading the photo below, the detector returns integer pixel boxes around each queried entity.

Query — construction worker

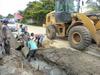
[26,37,38,62]
[1,20,11,55]
[35,34,44,47]
[16,25,23,41]
[30,33,36,41]
[22,26,28,34]
[18,25,23,36]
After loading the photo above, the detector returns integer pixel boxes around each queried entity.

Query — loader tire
[68,26,92,50]
[46,25,56,39]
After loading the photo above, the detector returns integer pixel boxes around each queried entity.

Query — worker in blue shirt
[27,37,38,62]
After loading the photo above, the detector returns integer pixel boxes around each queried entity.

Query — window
[55,0,78,12]
[55,0,66,12]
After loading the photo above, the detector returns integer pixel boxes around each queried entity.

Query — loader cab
[55,0,79,23]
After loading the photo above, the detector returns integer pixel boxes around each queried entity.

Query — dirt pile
[0,49,33,75]
[37,47,100,75]
[0,47,47,75]
[1,29,100,75]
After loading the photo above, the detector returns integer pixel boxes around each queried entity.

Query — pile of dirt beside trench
[37,47,100,75]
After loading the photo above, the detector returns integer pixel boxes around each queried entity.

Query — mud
[1,26,100,75]
[0,30,45,75]
[19,37,100,75]
[36,46,100,75]
[25,25,100,75]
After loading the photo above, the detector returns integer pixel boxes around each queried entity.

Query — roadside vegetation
[87,0,100,12]
[20,0,55,26]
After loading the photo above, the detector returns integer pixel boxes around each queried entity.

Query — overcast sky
[0,0,35,16]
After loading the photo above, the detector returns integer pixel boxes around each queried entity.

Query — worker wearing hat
[1,20,11,55]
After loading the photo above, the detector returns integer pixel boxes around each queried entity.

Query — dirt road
[27,25,46,34]
[27,25,70,47]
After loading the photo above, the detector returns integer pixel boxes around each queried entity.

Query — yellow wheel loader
[44,0,100,50]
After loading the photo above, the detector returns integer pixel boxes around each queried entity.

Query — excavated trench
[29,58,67,75]
[1,30,100,75]
[14,34,79,75]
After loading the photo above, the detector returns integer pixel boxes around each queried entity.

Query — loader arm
[76,13,96,37]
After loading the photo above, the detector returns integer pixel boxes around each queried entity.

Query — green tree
[6,14,14,18]
[40,0,55,10]
[86,0,100,12]
[21,0,55,25]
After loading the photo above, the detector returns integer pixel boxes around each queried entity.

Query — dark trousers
[4,39,10,55]
[27,50,37,61]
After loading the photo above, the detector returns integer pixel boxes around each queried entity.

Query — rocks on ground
[1,28,100,75]
[0,48,46,75]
